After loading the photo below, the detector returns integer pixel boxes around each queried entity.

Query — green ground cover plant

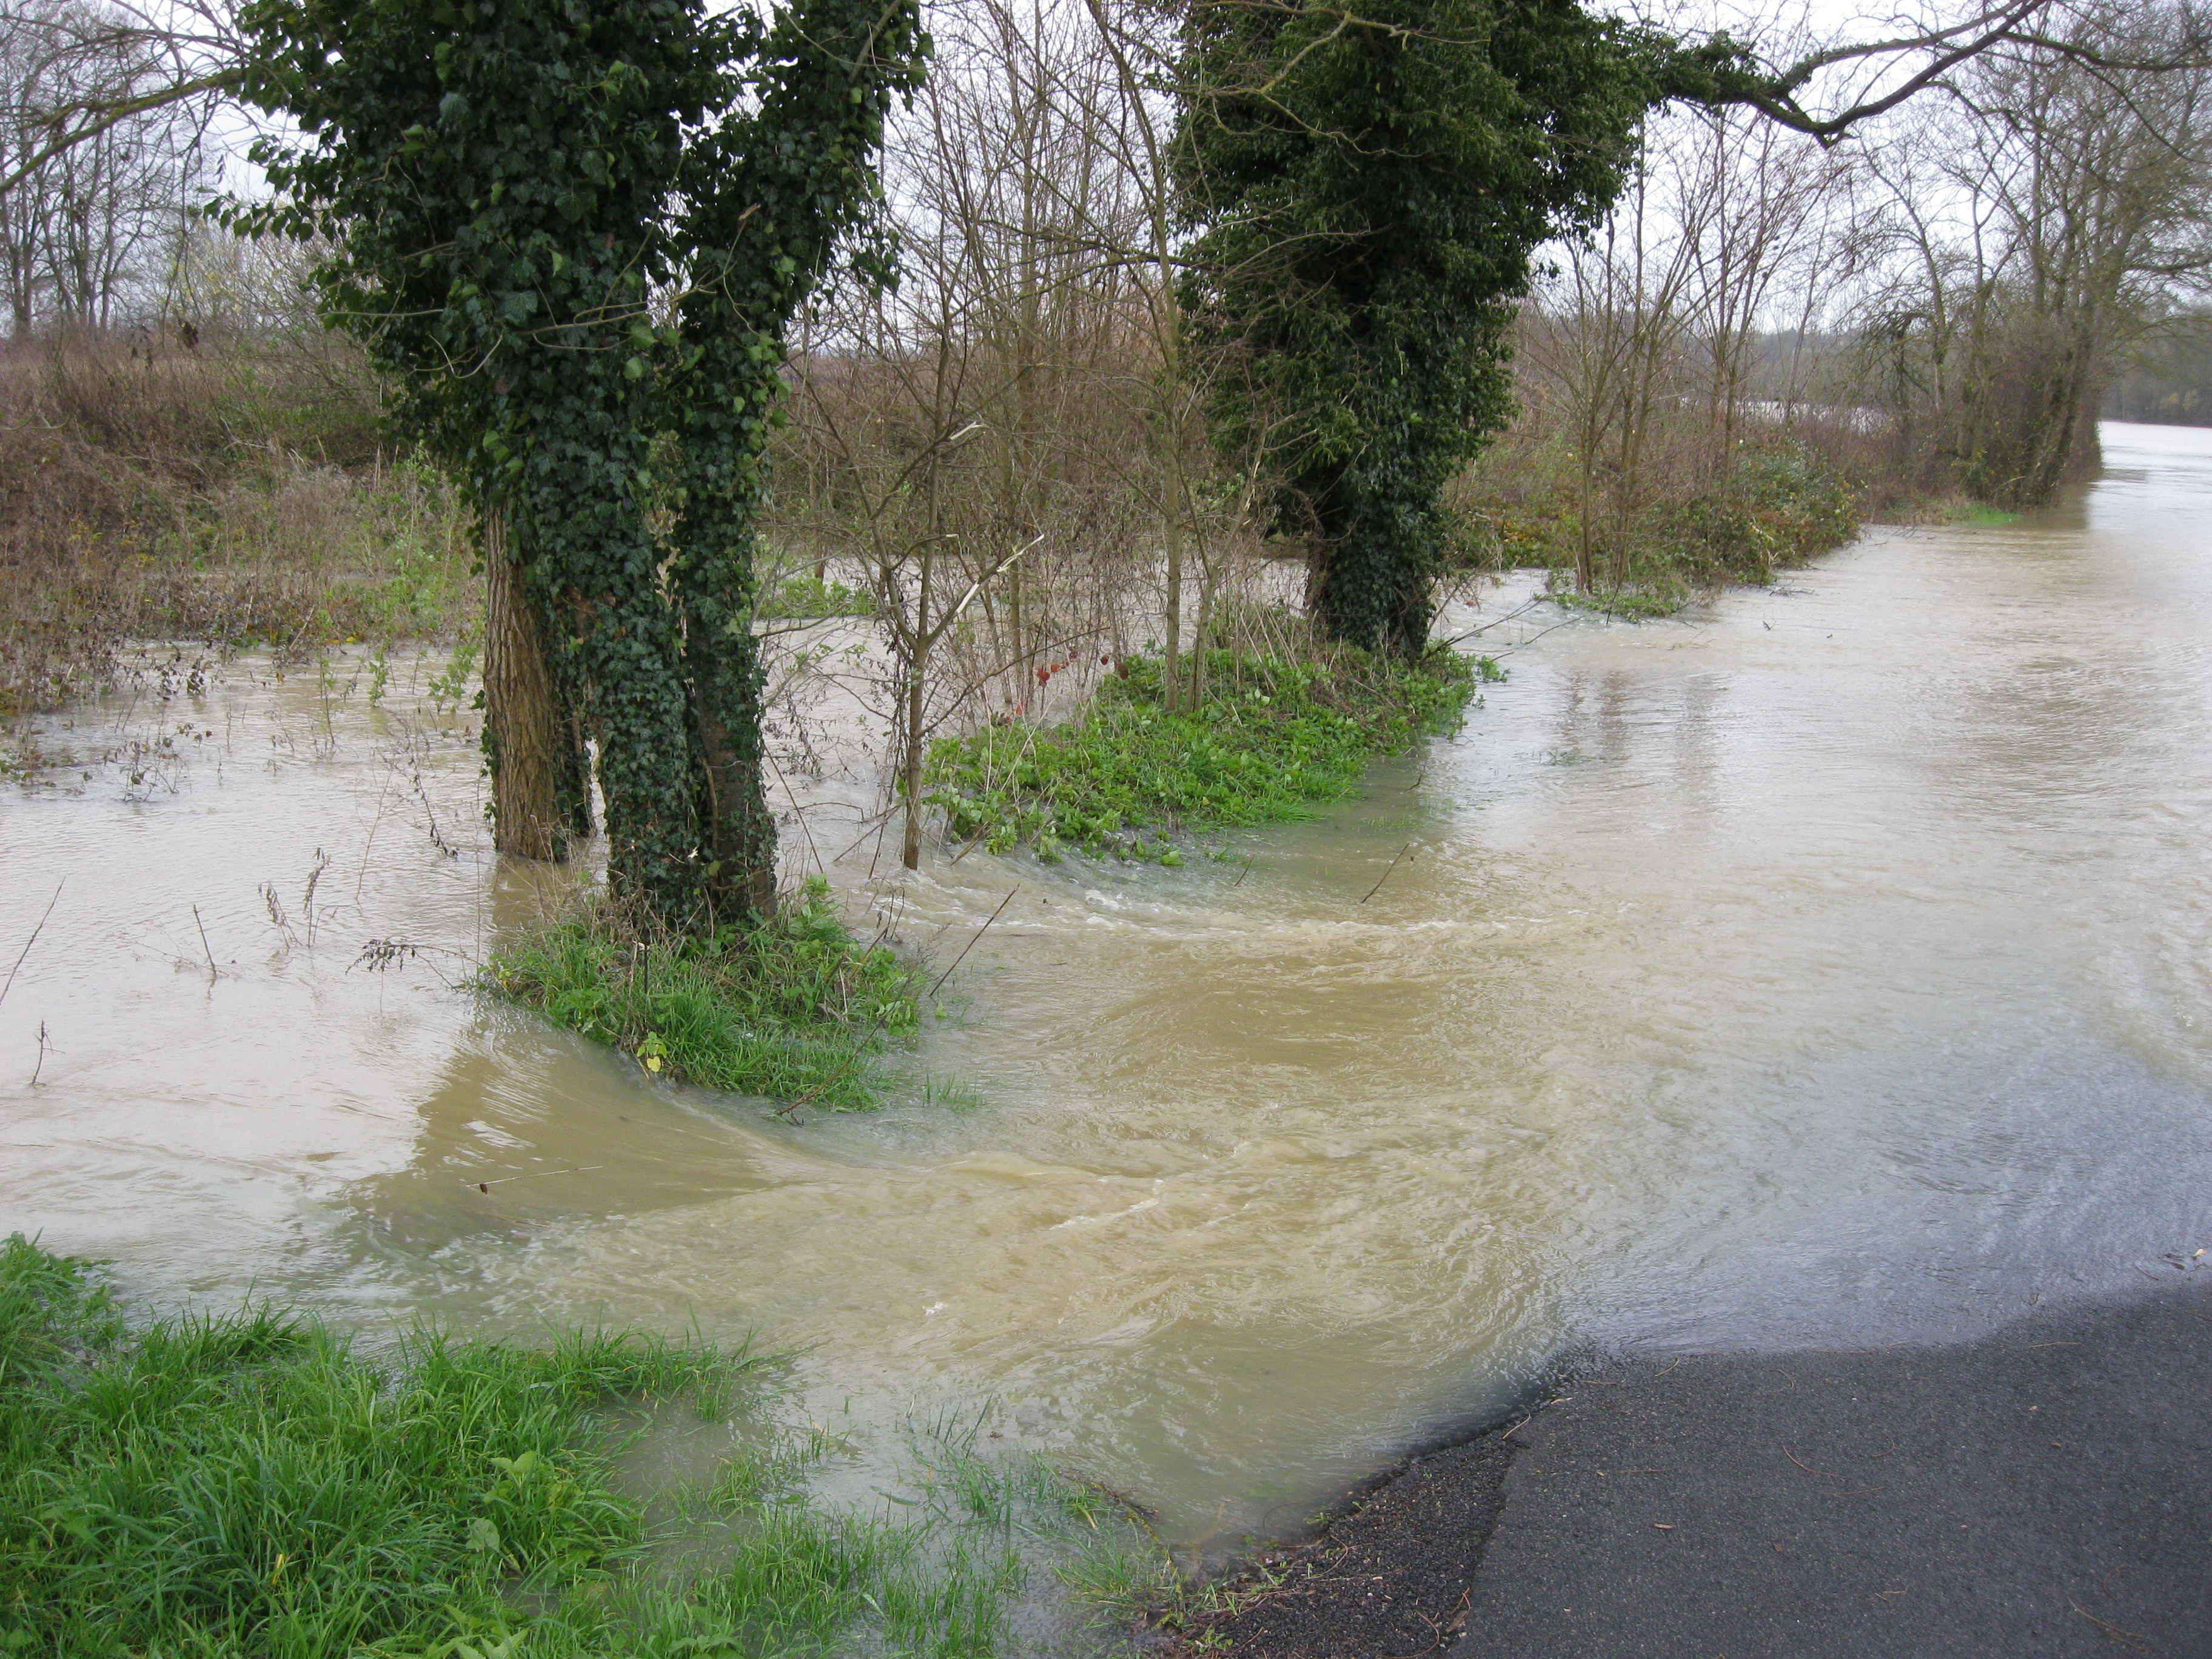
[486,879,923,1110]
[0,1238,1171,1658]
[756,573,872,622]
[0,1235,731,1655]
[923,646,1493,863]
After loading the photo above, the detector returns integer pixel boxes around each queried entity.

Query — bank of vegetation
[0,1236,1170,1657]
[486,880,925,1110]
[924,644,1492,862]
[8,0,2204,754]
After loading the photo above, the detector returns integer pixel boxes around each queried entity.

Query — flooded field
[4,421,2210,1561]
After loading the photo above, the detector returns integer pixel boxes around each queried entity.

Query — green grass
[0,1238,1165,1659]
[1546,580,1686,620]
[485,879,923,1110]
[0,1235,739,1656]
[922,645,1492,863]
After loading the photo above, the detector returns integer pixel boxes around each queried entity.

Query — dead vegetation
[0,327,475,719]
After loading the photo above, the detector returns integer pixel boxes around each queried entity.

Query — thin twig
[466,1165,607,1191]
[947,819,996,865]
[829,806,898,866]
[1781,1444,1838,1478]
[192,903,218,978]
[763,745,824,879]
[1359,843,1414,904]
[928,885,1019,999]
[2068,1596,2151,1651]
[0,879,62,1008]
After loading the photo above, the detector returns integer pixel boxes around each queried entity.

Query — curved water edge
[2,421,2210,1561]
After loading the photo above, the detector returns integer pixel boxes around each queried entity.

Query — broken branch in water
[1360,843,1415,904]
[0,879,62,1008]
[352,939,469,976]
[192,903,218,978]
[928,885,1020,999]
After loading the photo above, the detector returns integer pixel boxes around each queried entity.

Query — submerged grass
[486,879,923,1110]
[0,1235,737,1656]
[0,1239,1168,1658]
[923,645,1493,864]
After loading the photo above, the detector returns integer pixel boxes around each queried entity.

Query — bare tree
[1,0,212,335]
[1857,0,2212,503]
[771,0,1257,869]
[0,0,236,203]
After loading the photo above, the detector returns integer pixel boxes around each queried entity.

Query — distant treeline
[2105,326,2212,425]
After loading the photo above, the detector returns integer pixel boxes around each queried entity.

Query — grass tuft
[485,878,924,1110]
[923,645,1492,863]
[755,572,872,622]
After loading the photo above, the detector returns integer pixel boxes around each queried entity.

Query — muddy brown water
[4,420,2210,1560]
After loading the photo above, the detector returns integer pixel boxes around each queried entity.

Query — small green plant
[427,624,481,718]
[923,645,1490,862]
[1546,574,1691,619]
[757,572,873,621]
[486,878,926,1109]
[913,1071,986,1113]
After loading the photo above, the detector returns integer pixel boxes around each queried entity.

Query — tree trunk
[689,625,777,923]
[902,544,933,871]
[1162,484,1185,708]
[481,506,570,862]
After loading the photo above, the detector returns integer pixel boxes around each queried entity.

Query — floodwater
[4,421,2211,1559]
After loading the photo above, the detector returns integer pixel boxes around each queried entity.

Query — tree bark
[902,541,933,871]
[481,506,569,862]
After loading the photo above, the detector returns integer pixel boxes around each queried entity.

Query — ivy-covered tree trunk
[671,496,777,922]
[521,384,703,926]
[1175,0,1678,657]
[660,0,930,917]
[235,0,925,936]
[1301,300,1518,654]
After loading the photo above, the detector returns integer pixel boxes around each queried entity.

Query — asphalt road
[1449,1278,2212,1659]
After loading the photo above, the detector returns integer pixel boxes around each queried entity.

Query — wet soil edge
[1131,1403,1550,1658]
